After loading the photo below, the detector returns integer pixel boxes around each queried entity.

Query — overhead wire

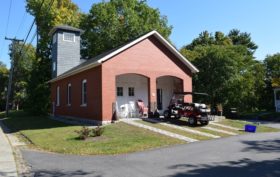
[20,0,55,58]
[0,0,13,60]
[19,0,46,55]
[15,12,27,37]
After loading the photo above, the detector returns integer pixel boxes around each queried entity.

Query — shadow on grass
[33,169,100,177]
[168,158,280,177]
[0,111,72,133]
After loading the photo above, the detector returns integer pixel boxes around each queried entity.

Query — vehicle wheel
[163,110,171,119]
[174,114,181,119]
[200,120,209,126]
[188,117,197,126]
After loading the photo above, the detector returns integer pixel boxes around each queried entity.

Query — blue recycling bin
[245,124,257,133]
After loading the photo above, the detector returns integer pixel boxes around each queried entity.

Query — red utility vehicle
[163,92,212,126]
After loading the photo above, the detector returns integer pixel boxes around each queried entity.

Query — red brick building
[49,26,198,124]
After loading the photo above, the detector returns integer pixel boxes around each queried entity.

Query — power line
[19,0,46,55]
[0,0,13,60]
[20,0,55,57]
[15,12,27,37]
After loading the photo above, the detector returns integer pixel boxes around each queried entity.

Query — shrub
[92,126,105,137]
[75,126,105,140]
[74,126,91,140]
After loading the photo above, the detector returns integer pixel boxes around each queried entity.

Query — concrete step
[122,120,198,142]
[145,118,220,138]
[202,126,237,135]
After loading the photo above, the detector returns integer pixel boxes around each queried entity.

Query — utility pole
[5,37,24,117]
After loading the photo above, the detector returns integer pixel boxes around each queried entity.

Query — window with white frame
[67,83,72,105]
[117,87,123,96]
[56,86,60,106]
[53,61,56,72]
[81,79,87,105]
[63,32,75,42]
[128,87,135,96]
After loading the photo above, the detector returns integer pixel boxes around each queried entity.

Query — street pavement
[22,130,280,177]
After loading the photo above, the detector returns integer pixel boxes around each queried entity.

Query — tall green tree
[183,31,232,50]
[25,0,82,114]
[8,43,36,110]
[0,62,9,111]
[262,54,280,110]
[80,0,172,58]
[228,29,258,55]
[181,30,263,112]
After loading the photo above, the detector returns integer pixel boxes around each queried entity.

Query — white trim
[97,31,199,73]
[63,32,75,42]
[67,83,72,106]
[48,62,100,83]
[81,79,87,105]
[48,30,198,83]
[80,104,87,107]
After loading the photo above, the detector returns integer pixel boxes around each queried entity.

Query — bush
[75,126,105,140]
[92,126,105,137]
[75,126,91,140]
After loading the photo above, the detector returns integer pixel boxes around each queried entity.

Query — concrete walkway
[122,119,198,142]
[145,118,220,138]
[202,126,237,135]
[0,120,18,177]
[210,122,240,131]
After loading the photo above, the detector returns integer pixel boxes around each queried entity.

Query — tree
[8,42,35,110]
[80,0,172,58]
[181,30,263,112]
[262,54,280,110]
[25,0,82,114]
[0,62,9,111]
[228,29,258,55]
[183,31,232,50]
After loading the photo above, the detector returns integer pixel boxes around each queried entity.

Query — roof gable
[49,30,198,83]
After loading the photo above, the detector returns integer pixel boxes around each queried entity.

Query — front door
[157,88,163,111]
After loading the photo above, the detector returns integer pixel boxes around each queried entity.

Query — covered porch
[114,73,184,118]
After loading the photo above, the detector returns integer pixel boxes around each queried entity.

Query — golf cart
[163,92,211,126]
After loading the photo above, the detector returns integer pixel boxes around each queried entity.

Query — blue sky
[1,0,280,68]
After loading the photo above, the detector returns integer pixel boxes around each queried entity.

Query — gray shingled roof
[49,30,199,83]
[49,25,84,36]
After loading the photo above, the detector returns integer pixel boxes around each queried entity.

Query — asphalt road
[22,131,280,177]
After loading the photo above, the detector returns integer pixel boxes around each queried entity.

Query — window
[56,86,60,106]
[128,87,134,96]
[52,33,57,44]
[63,32,75,42]
[67,83,72,105]
[117,87,123,96]
[53,61,56,72]
[81,79,87,106]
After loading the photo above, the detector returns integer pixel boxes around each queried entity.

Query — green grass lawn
[218,119,280,133]
[1,111,183,155]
